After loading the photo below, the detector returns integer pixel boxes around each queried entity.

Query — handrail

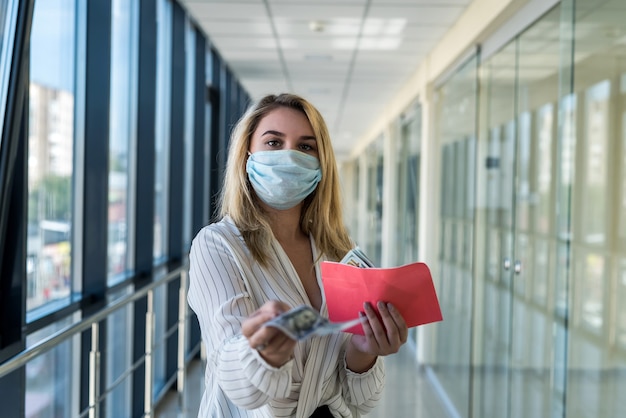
[0,262,188,379]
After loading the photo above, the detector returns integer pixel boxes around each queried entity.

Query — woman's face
[249,106,319,158]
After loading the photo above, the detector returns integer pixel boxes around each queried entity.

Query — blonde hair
[218,93,353,264]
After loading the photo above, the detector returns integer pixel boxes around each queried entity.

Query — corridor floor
[156,343,452,417]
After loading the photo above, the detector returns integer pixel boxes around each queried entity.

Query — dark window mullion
[132,0,157,415]
[165,0,185,379]
[80,0,112,414]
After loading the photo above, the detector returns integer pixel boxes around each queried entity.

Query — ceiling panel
[180,0,473,158]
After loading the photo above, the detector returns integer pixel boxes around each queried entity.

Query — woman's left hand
[349,301,408,357]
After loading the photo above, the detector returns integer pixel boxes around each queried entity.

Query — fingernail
[387,302,394,311]
[378,301,387,310]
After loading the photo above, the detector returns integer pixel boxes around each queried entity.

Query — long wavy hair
[218,93,353,264]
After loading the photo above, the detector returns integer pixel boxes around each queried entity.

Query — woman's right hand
[241,300,297,367]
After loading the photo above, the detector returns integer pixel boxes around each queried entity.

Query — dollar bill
[264,305,364,341]
[340,246,375,268]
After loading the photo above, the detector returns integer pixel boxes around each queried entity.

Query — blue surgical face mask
[246,150,322,210]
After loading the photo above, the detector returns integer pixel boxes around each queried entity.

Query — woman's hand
[345,301,408,372]
[241,300,297,367]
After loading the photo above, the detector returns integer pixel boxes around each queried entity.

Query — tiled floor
[156,343,453,417]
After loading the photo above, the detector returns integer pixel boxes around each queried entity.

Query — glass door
[472,40,518,418]
[509,7,563,416]
[433,53,478,418]
[473,5,569,418]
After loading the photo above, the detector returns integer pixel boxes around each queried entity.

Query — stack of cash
[339,246,375,268]
[264,305,364,341]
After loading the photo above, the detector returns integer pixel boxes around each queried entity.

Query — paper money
[340,246,375,268]
[264,305,365,341]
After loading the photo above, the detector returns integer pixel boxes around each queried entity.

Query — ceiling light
[309,20,326,33]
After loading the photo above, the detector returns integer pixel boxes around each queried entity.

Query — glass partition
[395,103,421,267]
[153,0,172,262]
[432,53,478,417]
[362,137,384,266]
[27,0,78,315]
[472,38,518,418]
[108,0,138,284]
[0,0,17,140]
[565,0,626,416]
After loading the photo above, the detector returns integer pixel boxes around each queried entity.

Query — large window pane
[183,17,195,250]
[105,288,133,418]
[566,0,626,416]
[395,104,421,267]
[0,0,17,139]
[25,316,79,418]
[27,0,77,314]
[108,0,138,284]
[433,53,478,418]
[154,0,171,262]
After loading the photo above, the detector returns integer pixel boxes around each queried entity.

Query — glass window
[25,316,79,417]
[620,74,626,248]
[27,0,77,315]
[108,0,138,284]
[0,0,17,139]
[154,0,172,262]
[183,18,195,249]
[534,103,554,235]
[363,138,383,266]
[105,287,133,418]
[580,80,610,246]
[395,104,421,267]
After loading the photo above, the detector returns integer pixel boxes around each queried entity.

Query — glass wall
[154,0,171,262]
[432,53,478,417]
[25,317,79,417]
[394,103,422,267]
[0,0,17,139]
[27,0,78,315]
[565,0,626,416]
[472,38,518,418]
[183,16,195,249]
[0,0,248,415]
[108,0,138,283]
[362,137,384,266]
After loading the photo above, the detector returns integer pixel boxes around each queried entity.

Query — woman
[188,93,408,418]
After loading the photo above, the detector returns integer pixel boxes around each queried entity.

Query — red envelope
[321,261,443,335]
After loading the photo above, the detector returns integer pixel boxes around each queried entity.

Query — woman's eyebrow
[261,130,316,141]
[261,130,285,137]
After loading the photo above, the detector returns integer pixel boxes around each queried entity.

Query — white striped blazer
[188,216,385,417]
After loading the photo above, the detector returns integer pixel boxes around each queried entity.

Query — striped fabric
[188,216,385,418]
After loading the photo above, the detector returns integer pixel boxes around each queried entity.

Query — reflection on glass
[0,0,16,138]
[363,138,383,266]
[581,81,609,246]
[108,0,137,283]
[183,18,195,250]
[154,0,172,261]
[576,251,605,331]
[395,105,421,266]
[152,269,168,396]
[618,261,626,348]
[535,103,554,235]
[27,0,76,313]
[25,317,77,417]
[566,0,626,416]
[105,288,133,418]
[434,53,477,418]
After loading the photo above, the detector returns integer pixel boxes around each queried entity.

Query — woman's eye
[266,140,280,147]
[299,144,313,151]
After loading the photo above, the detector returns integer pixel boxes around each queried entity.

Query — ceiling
[179,0,473,159]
